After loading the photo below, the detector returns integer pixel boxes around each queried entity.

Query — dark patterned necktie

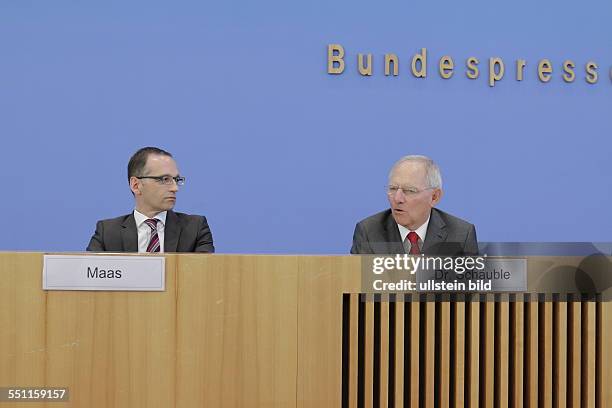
[144,219,160,253]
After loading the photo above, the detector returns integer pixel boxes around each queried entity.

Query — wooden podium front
[0,253,610,407]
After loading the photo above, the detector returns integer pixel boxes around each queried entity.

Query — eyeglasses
[386,185,435,196]
[136,175,186,186]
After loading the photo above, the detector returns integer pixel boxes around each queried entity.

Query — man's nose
[393,189,405,203]
[169,181,179,192]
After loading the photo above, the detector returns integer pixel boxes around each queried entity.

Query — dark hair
[127,147,173,182]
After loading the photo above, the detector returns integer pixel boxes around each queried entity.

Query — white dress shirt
[133,210,167,253]
[397,216,430,254]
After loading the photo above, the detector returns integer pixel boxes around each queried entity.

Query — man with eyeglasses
[350,155,477,255]
[87,147,214,253]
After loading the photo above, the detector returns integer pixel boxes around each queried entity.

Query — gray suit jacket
[350,208,478,255]
[86,210,214,253]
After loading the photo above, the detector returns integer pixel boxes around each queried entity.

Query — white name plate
[43,255,165,291]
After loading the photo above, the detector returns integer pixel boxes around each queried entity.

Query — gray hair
[388,155,442,189]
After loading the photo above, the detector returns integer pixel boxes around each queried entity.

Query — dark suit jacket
[350,208,478,255]
[86,210,214,253]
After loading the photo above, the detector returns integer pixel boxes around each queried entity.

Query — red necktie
[407,231,420,255]
[144,219,160,253]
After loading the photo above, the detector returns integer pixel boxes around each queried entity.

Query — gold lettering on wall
[385,54,399,76]
[563,60,576,83]
[439,56,454,79]
[358,54,373,76]
[489,57,505,87]
[466,57,479,79]
[538,59,553,82]
[325,43,609,88]
[586,62,598,84]
[327,44,345,74]
[516,59,526,81]
[411,48,427,78]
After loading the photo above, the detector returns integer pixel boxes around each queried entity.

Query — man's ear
[431,188,443,206]
[129,177,141,196]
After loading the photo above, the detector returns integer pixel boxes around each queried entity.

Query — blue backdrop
[1,0,611,253]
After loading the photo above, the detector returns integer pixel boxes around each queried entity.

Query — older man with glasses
[350,155,477,255]
[87,146,214,253]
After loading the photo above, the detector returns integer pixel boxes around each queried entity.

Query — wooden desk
[0,253,610,407]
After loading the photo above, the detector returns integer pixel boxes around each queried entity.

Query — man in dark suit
[351,155,477,255]
[87,147,214,253]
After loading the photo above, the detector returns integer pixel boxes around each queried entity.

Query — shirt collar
[397,214,430,243]
[133,209,167,227]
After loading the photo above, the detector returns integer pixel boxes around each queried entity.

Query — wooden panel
[569,300,581,408]
[348,295,359,408]
[379,302,389,408]
[525,298,538,408]
[482,299,494,408]
[0,253,46,387]
[393,300,404,408]
[582,302,596,408]
[438,302,450,408]
[2,254,612,408]
[0,253,180,408]
[511,299,524,408]
[541,301,553,408]
[297,256,361,408]
[467,300,479,408]
[553,301,567,408]
[496,299,509,408]
[176,254,299,408]
[364,301,374,408]
[409,301,420,408]
[45,255,177,408]
[601,301,612,408]
[453,301,465,407]
[423,301,435,408]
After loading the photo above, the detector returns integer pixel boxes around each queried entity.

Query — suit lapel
[120,214,138,252]
[422,209,448,255]
[164,210,181,252]
[383,211,404,253]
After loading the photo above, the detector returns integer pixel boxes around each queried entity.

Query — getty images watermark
[361,252,612,301]
[366,254,526,292]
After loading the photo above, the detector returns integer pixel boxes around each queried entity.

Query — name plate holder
[43,255,165,291]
